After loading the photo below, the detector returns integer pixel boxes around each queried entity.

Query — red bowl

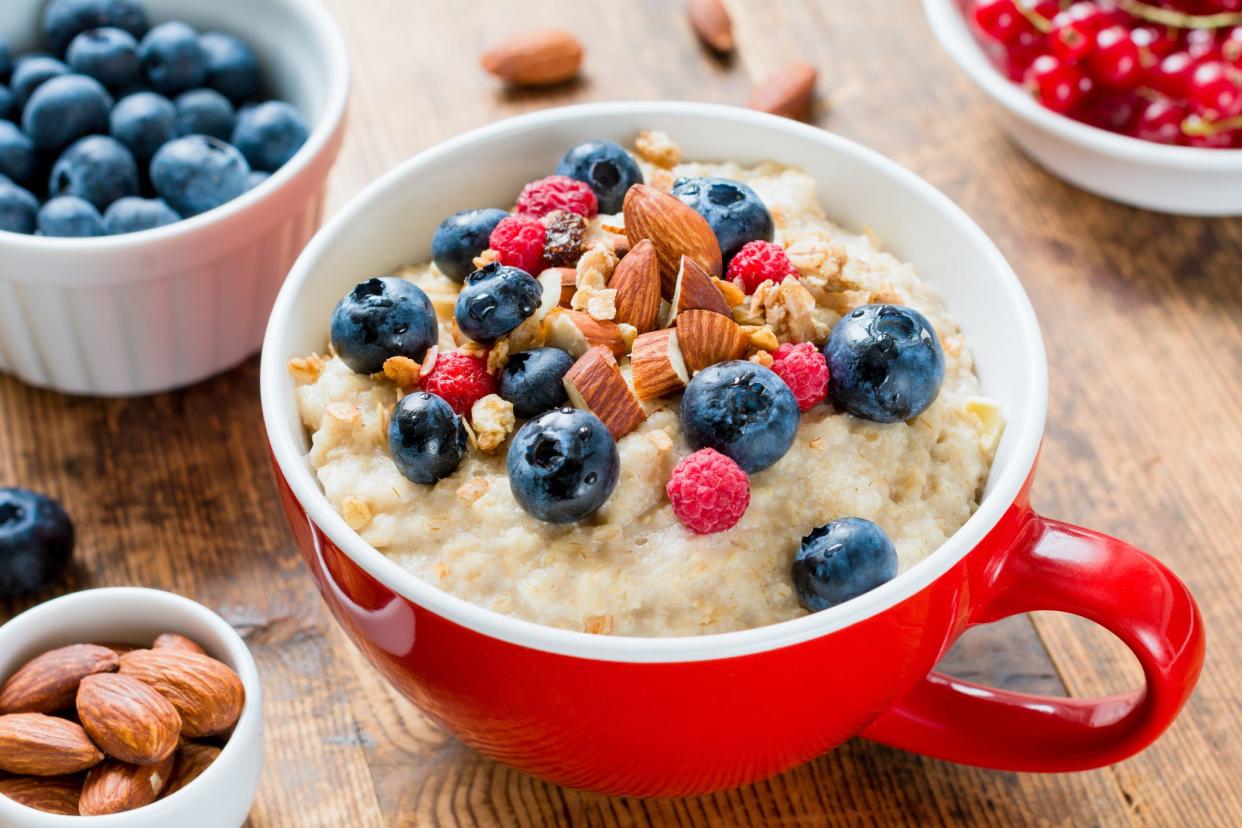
[260,103,1204,797]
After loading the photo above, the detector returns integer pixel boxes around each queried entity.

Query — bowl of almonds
[0,587,261,826]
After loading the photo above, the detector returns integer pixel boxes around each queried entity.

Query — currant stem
[1015,1,1053,34]
[1182,113,1242,136]
[1119,0,1242,30]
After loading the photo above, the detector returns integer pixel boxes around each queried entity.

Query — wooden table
[2,1,1238,824]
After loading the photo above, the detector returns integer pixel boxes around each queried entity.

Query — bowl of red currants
[925,0,1242,215]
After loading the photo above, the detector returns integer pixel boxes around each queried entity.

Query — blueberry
[140,21,206,96]
[500,347,574,418]
[38,195,104,237]
[823,304,945,424]
[246,170,269,190]
[174,88,235,140]
[0,36,11,80]
[22,73,113,152]
[149,134,249,216]
[103,196,180,234]
[0,180,39,234]
[555,139,643,213]
[10,56,70,109]
[671,177,773,264]
[330,277,439,374]
[507,407,619,523]
[0,121,36,184]
[231,101,308,172]
[42,0,149,57]
[387,392,469,485]
[431,207,508,283]
[0,86,14,120]
[49,135,138,210]
[454,262,543,344]
[66,27,140,90]
[109,91,176,163]
[0,488,74,598]
[680,360,799,473]
[793,517,897,612]
[199,31,260,103]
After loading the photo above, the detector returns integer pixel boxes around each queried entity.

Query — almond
[160,743,220,800]
[79,754,174,816]
[0,774,83,815]
[152,634,207,656]
[676,309,750,372]
[480,29,583,87]
[562,346,646,439]
[542,267,576,308]
[630,329,690,400]
[622,184,722,297]
[119,650,244,739]
[668,255,732,322]
[0,644,119,714]
[544,308,627,359]
[608,239,661,332]
[687,0,734,53]
[747,61,818,121]
[77,673,181,766]
[0,713,103,776]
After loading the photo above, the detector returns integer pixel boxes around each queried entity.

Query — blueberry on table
[10,56,70,109]
[66,27,140,90]
[231,101,309,172]
[500,347,575,418]
[432,207,509,283]
[43,0,149,57]
[823,304,945,424]
[671,177,773,265]
[38,195,104,237]
[199,31,260,104]
[22,74,113,152]
[555,139,643,214]
[680,360,799,474]
[109,91,177,163]
[0,488,74,598]
[507,407,620,523]
[330,276,439,375]
[140,21,207,96]
[388,392,469,485]
[454,262,543,343]
[49,135,138,211]
[174,88,235,141]
[793,517,897,612]
[0,180,39,234]
[0,121,36,185]
[149,134,249,216]
[102,196,180,234]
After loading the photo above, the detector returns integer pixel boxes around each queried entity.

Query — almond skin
[544,309,628,359]
[687,0,734,53]
[0,774,83,815]
[0,713,104,776]
[676,309,751,372]
[119,650,244,739]
[562,346,647,440]
[608,239,661,332]
[160,743,220,799]
[631,329,690,400]
[152,634,207,656]
[669,255,732,321]
[623,185,722,298]
[79,754,174,816]
[480,29,583,87]
[747,61,818,121]
[0,644,119,714]
[77,673,181,766]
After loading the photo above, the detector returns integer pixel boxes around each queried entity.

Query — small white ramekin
[0,0,349,396]
[923,0,1242,215]
[0,587,263,827]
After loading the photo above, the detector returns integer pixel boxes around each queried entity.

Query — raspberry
[666,448,750,535]
[421,350,497,416]
[515,175,598,219]
[771,342,828,412]
[726,240,798,295]
[489,214,546,275]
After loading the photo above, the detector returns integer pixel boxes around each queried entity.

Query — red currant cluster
[970,0,1242,147]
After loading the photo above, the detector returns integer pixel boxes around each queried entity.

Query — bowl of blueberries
[0,0,348,396]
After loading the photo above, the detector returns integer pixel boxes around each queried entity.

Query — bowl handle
[860,514,1205,770]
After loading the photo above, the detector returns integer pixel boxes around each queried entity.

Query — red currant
[1222,27,1242,67]
[1188,60,1242,119]
[1089,26,1144,89]
[1184,29,1221,61]
[1081,91,1143,132]
[1049,3,1108,64]
[1130,26,1177,59]
[1002,30,1045,81]
[1134,99,1188,144]
[1149,52,1196,102]
[972,0,1032,45]
[1025,54,1094,114]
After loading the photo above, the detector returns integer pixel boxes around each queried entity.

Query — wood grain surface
[1,1,1237,825]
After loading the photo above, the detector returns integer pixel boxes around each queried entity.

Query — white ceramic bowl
[923,0,1242,215]
[0,588,263,827]
[0,0,349,396]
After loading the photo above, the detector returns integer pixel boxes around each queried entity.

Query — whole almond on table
[119,649,244,739]
[160,742,221,799]
[152,633,207,656]
[79,753,174,816]
[0,643,119,714]
[686,0,734,53]
[0,713,104,775]
[747,61,818,121]
[0,774,83,815]
[77,673,181,766]
[623,185,722,297]
[480,29,583,87]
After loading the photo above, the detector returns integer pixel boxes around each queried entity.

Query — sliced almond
[631,329,689,400]
[608,239,661,332]
[677,309,750,372]
[479,29,583,87]
[668,255,732,322]
[622,184,722,298]
[687,0,734,53]
[540,267,576,309]
[544,308,627,359]
[79,754,174,816]
[748,61,818,121]
[562,346,646,439]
